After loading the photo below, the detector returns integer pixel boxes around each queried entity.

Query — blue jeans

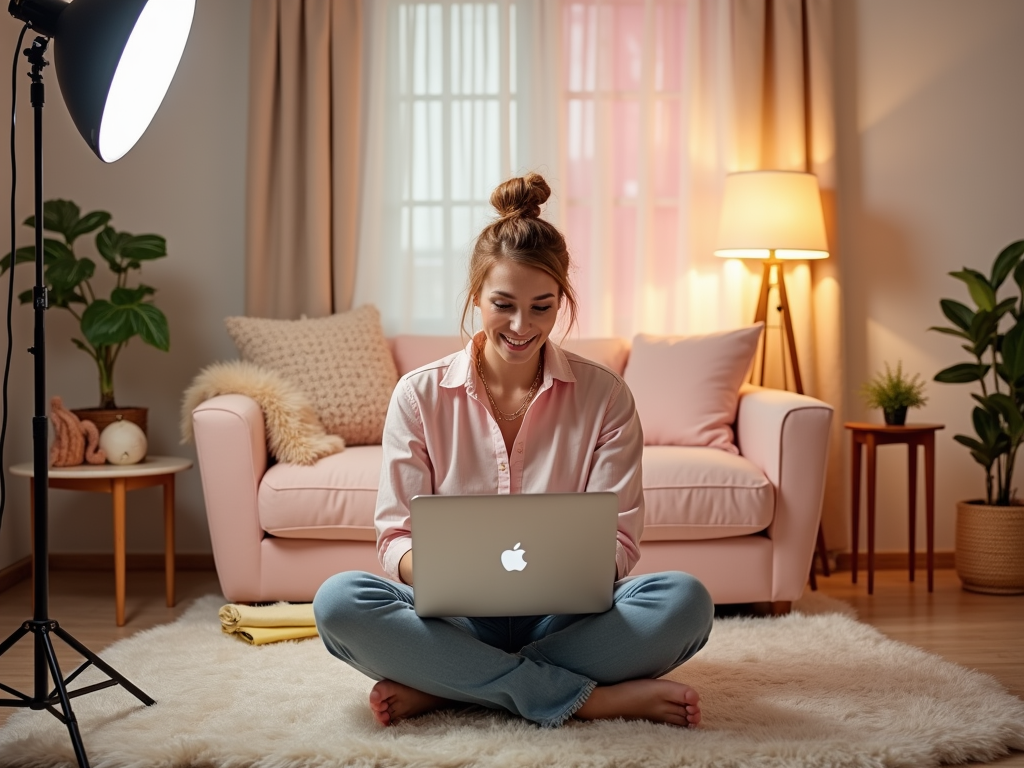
[313,570,713,728]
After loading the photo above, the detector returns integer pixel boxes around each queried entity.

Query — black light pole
[0,2,195,766]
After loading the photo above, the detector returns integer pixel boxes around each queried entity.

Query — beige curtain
[731,0,847,551]
[246,0,362,319]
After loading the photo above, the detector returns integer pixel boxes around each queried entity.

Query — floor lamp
[0,2,195,767]
[714,169,832,587]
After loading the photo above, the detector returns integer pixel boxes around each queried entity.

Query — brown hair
[459,172,579,340]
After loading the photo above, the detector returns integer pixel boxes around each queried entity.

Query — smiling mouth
[501,334,535,348]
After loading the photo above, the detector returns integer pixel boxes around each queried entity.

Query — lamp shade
[39,0,196,162]
[714,170,829,260]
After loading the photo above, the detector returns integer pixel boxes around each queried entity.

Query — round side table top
[9,455,193,480]
[843,422,945,434]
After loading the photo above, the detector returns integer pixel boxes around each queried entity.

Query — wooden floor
[0,567,1021,765]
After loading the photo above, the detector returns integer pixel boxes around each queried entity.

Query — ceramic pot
[71,406,148,437]
[955,500,1024,595]
[883,406,908,426]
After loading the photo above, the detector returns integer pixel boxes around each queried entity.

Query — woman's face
[475,259,561,370]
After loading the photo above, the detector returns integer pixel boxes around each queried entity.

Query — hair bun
[490,172,551,220]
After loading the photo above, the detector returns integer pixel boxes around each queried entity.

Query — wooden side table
[10,455,193,626]
[844,423,944,594]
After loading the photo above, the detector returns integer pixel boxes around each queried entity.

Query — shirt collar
[440,332,577,391]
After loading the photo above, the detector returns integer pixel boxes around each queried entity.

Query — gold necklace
[476,353,543,422]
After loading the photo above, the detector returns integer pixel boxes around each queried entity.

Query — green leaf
[935,363,990,383]
[46,256,95,294]
[940,299,975,332]
[1014,258,1024,293]
[969,310,999,356]
[81,300,135,347]
[928,325,972,340]
[25,200,80,240]
[1002,320,1024,384]
[988,392,1024,441]
[81,298,170,352]
[0,245,36,274]
[131,303,170,351]
[994,296,1018,319]
[992,240,1024,290]
[111,285,156,306]
[17,288,32,304]
[950,268,997,311]
[66,210,112,245]
[95,226,132,271]
[973,406,1001,447]
[120,234,166,262]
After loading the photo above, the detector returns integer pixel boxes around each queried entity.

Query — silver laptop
[410,492,618,618]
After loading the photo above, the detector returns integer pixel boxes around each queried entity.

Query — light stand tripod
[0,36,153,768]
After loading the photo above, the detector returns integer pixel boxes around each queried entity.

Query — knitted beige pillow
[224,305,398,446]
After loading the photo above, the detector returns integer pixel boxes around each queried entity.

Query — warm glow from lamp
[714,170,829,260]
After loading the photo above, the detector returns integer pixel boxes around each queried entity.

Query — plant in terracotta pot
[0,199,169,434]
[931,238,1024,594]
[859,361,928,426]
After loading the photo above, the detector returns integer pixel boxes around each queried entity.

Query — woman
[313,173,713,729]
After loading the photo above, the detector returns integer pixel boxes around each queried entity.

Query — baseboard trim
[0,555,31,594]
[833,550,955,572]
[49,553,216,572]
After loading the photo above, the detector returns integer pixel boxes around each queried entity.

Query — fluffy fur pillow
[181,360,344,466]
[224,305,398,446]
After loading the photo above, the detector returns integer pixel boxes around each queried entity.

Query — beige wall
[834,0,1024,555]
[2,0,1022,574]
[0,0,250,571]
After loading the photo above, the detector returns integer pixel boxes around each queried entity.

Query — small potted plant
[931,239,1024,594]
[860,361,928,426]
[1,199,169,433]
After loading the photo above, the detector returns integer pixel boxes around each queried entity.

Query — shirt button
[516,444,523,453]
[499,463,507,472]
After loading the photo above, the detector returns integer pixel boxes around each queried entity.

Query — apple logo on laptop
[501,543,527,572]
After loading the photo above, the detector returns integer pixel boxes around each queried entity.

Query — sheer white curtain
[355,0,560,335]
[554,0,750,339]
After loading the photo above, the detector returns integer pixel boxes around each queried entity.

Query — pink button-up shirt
[375,334,645,582]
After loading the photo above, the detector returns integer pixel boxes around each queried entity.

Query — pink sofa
[192,336,833,610]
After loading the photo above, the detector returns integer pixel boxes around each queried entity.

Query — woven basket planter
[955,500,1024,595]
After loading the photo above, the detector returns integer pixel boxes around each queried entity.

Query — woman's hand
[399,550,414,586]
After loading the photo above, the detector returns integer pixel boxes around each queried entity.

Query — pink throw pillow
[624,324,764,453]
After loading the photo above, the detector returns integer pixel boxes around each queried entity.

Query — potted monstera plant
[0,199,169,434]
[931,239,1024,594]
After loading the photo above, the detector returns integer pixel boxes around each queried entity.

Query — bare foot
[574,679,702,728]
[368,680,454,726]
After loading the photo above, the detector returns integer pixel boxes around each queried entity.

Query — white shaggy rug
[1,593,1022,768]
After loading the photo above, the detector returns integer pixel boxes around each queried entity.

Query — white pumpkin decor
[99,419,148,465]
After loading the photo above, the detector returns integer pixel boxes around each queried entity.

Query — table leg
[164,475,176,608]
[925,432,936,593]
[908,439,918,582]
[851,437,862,584]
[866,434,877,595]
[113,477,127,627]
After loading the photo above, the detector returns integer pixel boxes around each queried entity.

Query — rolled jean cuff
[540,678,596,729]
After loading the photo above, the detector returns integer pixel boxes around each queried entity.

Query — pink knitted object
[50,396,106,467]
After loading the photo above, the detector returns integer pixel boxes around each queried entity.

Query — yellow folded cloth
[219,602,318,646]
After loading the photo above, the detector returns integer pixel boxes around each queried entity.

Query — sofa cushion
[225,305,398,446]
[641,445,773,540]
[259,446,382,540]
[258,444,773,544]
[624,324,763,453]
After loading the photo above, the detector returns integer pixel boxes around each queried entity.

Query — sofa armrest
[192,394,269,602]
[735,384,834,601]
